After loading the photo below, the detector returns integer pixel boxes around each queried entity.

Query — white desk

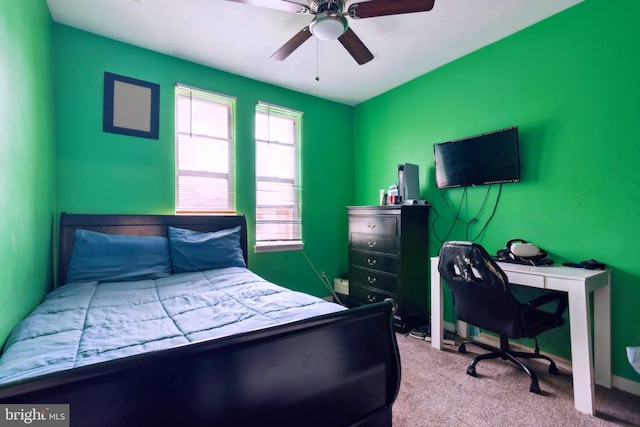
[430,257,611,415]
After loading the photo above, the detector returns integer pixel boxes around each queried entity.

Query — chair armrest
[526,292,563,308]
[525,292,568,319]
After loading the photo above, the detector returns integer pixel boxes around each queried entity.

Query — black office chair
[438,241,568,394]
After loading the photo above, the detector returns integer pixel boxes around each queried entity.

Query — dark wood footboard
[0,213,400,425]
[0,300,400,427]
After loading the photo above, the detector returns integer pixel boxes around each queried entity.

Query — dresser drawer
[350,267,398,295]
[347,205,429,333]
[349,216,397,235]
[351,233,397,254]
[350,251,398,274]
[350,283,394,305]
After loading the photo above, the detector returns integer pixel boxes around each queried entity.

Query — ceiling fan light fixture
[309,13,347,41]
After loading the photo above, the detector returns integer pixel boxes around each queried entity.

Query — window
[255,102,303,252]
[175,85,236,214]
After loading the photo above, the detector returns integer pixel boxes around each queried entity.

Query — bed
[0,213,401,426]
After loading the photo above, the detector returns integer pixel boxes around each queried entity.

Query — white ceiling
[46,0,583,106]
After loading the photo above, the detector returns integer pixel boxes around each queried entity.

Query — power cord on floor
[405,324,458,346]
[300,251,345,307]
[407,325,431,341]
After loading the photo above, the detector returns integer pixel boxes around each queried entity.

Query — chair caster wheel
[529,382,541,394]
[549,364,559,375]
[459,344,467,354]
[466,366,476,377]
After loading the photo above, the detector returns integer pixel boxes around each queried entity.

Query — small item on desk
[379,189,386,206]
[563,259,606,270]
[581,259,606,270]
[495,239,553,266]
[562,262,583,268]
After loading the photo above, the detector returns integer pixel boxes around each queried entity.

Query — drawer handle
[367,258,377,266]
[367,294,377,303]
[367,240,377,248]
[367,223,376,230]
[367,276,377,284]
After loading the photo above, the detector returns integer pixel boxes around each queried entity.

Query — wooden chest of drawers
[347,205,429,333]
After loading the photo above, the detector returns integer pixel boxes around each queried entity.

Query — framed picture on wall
[103,72,160,139]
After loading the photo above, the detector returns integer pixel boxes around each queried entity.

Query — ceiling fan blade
[271,27,313,61]
[338,28,374,65]
[349,0,435,19]
[226,0,309,14]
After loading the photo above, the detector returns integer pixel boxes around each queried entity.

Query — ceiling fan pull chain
[315,38,320,82]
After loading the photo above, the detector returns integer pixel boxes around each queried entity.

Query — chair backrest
[438,241,524,338]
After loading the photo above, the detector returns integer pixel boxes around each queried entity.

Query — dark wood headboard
[58,213,249,286]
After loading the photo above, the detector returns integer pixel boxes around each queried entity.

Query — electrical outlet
[333,278,349,295]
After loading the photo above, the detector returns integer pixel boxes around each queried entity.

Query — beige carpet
[392,334,640,427]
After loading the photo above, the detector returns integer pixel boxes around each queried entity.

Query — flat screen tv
[433,126,520,189]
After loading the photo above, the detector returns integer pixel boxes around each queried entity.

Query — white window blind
[255,102,303,252]
[175,85,236,214]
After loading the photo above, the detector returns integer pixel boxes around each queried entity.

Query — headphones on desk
[496,239,548,262]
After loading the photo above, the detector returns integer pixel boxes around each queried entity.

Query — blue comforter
[0,267,345,385]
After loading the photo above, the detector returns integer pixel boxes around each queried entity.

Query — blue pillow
[168,226,246,273]
[66,229,172,283]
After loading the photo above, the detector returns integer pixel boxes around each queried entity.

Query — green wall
[54,25,354,297]
[354,0,640,382]
[4,0,638,388]
[0,0,56,344]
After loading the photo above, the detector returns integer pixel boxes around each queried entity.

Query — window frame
[254,102,303,253]
[175,84,236,215]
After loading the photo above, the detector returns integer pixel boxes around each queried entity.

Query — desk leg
[430,258,443,350]
[594,280,612,388]
[568,286,596,415]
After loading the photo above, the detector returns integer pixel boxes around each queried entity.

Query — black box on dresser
[347,205,429,333]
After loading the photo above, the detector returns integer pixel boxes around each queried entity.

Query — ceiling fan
[226,0,436,65]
